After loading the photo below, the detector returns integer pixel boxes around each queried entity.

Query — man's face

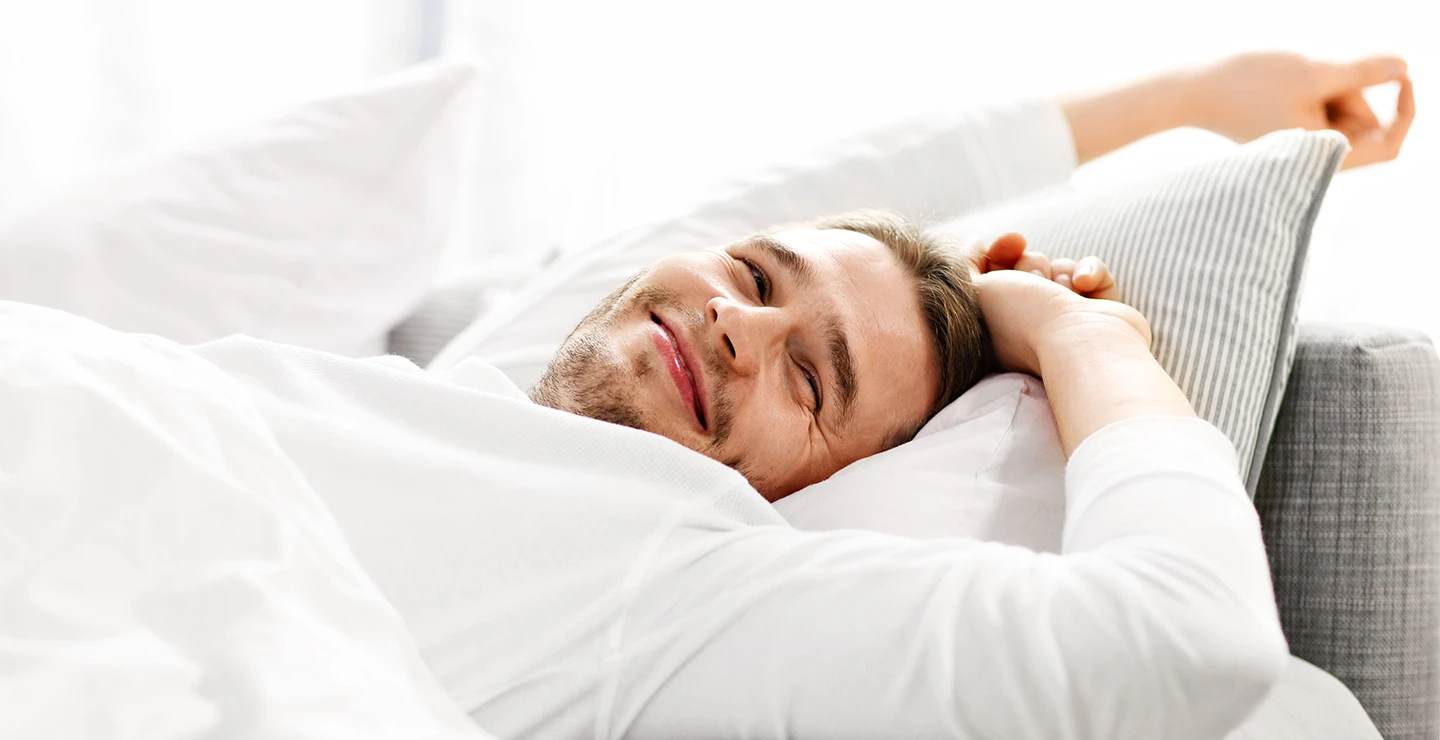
[531,228,940,501]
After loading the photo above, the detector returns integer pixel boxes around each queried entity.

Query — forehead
[763,227,911,313]
[734,227,939,438]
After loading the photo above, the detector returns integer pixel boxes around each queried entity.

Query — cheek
[724,389,817,482]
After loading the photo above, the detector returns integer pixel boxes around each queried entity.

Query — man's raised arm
[623,50,1412,258]
[440,96,1079,377]
[1061,51,1411,169]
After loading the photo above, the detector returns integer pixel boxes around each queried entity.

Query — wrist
[1032,309,1152,372]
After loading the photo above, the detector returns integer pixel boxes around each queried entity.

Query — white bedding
[0,301,1292,740]
[0,302,492,740]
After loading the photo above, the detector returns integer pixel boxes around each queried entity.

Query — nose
[707,295,787,377]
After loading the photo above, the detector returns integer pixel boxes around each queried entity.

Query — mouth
[650,312,709,433]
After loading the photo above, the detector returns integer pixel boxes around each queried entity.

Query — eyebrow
[822,315,859,424]
[748,235,815,288]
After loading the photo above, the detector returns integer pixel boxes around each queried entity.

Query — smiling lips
[650,313,708,432]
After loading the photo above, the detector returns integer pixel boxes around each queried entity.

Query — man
[310,50,1411,739]
[9,51,1414,740]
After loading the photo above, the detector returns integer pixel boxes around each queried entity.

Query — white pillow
[772,372,1068,551]
[0,62,475,357]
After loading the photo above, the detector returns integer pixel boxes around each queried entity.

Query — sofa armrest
[1255,322,1440,740]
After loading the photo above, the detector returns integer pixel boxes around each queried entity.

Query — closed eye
[799,361,820,414]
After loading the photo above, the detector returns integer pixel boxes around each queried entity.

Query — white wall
[0,0,1433,339]
[441,0,1437,339]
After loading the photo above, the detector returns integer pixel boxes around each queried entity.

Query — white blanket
[0,302,1292,740]
[0,302,492,740]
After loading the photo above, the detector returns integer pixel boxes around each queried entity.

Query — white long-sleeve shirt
[222,97,1287,738]
[198,337,1288,740]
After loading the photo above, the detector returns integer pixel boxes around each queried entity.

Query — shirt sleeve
[582,96,1079,267]
[432,98,1078,383]
[645,95,1079,241]
[610,416,1290,740]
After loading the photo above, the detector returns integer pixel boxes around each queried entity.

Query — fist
[1191,51,1415,170]
[968,233,1150,376]
[968,232,1119,299]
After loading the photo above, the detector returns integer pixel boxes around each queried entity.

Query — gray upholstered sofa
[1249,323,1439,739]
[389,306,1440,739]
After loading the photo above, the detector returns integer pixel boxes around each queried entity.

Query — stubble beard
[530,272,736,458]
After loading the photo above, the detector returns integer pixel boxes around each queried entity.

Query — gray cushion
[1226,656,1382,740]
[1255,323,1440,740]
[386,282,490,368]
[944,129,1346,494]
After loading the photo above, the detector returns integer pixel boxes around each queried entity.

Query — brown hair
[799,209,995,448]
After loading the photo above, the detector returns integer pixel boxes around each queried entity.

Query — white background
[0,0,1434,340]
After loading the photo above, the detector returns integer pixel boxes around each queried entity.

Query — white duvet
[0,302,493,740]
[0,301,1305,740]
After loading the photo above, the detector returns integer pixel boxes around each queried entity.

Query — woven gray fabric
[386,283,488,367]
[947,130,1346,494]
[1255,323,1440,740]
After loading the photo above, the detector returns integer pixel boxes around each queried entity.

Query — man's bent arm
[616,298,1286,739]
[616,413,1288,739]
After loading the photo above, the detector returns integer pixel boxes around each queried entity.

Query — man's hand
[966,232,1190,457]
[1190,51,1415,169]
[1061,50,1415,170]
[968,232,1118,300]
[967,233,1150,377]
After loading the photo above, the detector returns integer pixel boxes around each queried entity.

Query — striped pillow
[938,129,1346,491]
